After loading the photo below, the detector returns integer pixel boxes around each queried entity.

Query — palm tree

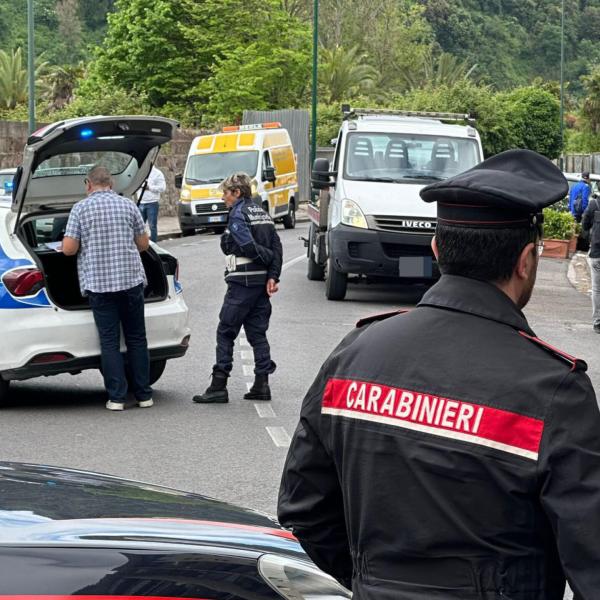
[319,45,378,103]
[402,49,477,91]
[0,48,48,110]
[40,63,86,111]
[582,66,600,134]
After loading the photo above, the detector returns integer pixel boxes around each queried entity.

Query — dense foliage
[1,0,600,156]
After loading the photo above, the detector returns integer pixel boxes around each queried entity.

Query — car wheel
[212,226,227,234]
[181,227,196,237]
[282,203,296,229]
[0,377,10,405]
[148,359,167,385]
[307,224,325,281]
[325,256,347,300]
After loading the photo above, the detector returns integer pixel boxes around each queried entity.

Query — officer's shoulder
[518,330,587,372]
[356,309,410,328]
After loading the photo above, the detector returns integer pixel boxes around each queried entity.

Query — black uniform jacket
[581,196,600,259]
[220,197,283,286]
[278,275,600,599]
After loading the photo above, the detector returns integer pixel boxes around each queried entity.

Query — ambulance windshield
[344,133,480,183]
[185,151,259,184]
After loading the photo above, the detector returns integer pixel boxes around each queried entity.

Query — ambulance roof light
[222,122,282,133]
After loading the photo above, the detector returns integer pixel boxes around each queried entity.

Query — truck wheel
[181,227,195,237]
[325,257,347,300]
[0,377,10,406]
[282,202,296,229]
[307,225,325,281]
[149,359,167,385]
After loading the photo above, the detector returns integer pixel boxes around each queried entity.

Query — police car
[0,116,190,403]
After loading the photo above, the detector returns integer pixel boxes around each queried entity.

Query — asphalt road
[0,222,594,598]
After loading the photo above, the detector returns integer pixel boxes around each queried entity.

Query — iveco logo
[401,220,434,229]
[211,204,218,211]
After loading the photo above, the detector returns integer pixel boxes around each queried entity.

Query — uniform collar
[418,275,534,335]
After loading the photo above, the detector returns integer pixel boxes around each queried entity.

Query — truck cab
[308,108,484,300]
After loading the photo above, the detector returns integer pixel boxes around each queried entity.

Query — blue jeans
[88,284,151,402]
[139,202,159,242]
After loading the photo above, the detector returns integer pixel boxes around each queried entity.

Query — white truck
[308,107,484,300]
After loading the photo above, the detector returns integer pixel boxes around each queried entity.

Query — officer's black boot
[243,374,271,401]
[192,371,229,404]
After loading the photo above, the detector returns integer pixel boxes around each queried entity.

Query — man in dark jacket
[569,171,591,222]
[193,172,282,404]
[582,192,600,332]
[278,150,600,599]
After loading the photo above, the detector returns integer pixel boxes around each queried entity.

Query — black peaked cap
[420,149,568,228]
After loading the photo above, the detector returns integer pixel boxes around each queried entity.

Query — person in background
[279,150,600,599]
[582,192,600,333]
[62,165,153,411]
[193,172,282,404]
[139,165,166,242]
[569,171,591,222]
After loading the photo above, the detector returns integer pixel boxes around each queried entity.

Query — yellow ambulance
[177,122,299,235]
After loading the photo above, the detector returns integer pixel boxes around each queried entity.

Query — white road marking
[239,337,250,347]
[246,382,253,392]
[281,254,306,272]
[266,426,291,448]
[255,403,276,418]
[240,350,253,360]
[243,364,254,376]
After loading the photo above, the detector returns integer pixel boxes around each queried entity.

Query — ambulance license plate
[399,256,432,278]
[208,215,225,223]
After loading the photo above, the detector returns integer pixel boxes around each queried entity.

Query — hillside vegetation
[1,0,600,155]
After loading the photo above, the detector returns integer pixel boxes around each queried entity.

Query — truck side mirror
[174,174,183,189]
[311,158,332,191]
[262,166,276,183]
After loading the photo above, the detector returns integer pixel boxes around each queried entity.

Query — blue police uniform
[215,196,282,376]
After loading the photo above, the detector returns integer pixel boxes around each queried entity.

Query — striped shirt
[65,190,147,294]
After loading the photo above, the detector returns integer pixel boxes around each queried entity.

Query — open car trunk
[19,214,169,310]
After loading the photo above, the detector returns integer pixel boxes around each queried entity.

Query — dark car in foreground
[0,462,350,599]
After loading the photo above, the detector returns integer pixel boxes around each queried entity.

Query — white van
[176,123,298,235]
[309,108,484,300]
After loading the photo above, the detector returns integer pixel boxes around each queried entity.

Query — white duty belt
[225,254,253,271]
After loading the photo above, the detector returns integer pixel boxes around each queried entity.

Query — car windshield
[32,152,133,178]
[185,151,258,184]
[343,132,481,183]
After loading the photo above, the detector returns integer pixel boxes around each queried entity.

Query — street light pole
[27,0,36,134]
[310,0,318,168]
[559,0,565,170]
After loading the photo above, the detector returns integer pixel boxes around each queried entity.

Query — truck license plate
[399,256,432,278]
[208,215,225,223]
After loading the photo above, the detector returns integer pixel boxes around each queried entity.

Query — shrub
[542,208,576,240]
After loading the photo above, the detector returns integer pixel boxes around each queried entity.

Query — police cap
[420,149,568,229]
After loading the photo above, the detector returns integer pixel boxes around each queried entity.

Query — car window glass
[33,152,133,178]
[29,215,69,246]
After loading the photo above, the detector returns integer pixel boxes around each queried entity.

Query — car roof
[0,462,303,556]
[343,116,478,139]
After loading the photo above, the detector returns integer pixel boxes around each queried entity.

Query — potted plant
[541,208,577,259]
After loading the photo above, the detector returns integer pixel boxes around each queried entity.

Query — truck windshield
[343,132,480,183]
[185,151,259,184]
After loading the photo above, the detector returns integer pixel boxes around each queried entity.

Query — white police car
[0,116,190,403]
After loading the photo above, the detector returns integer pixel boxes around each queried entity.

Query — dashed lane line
[255,403,277,418]
[240,350,253,360]
[266,426,291,448]
[242,364,254,377]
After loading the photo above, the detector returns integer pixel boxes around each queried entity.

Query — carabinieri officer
[278,149,600,599]
[193,172,282,404]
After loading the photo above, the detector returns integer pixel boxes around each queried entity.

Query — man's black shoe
[594,323,600,334]
[244,374,271,401]
[193,371,229,403]
[192,389,229,403]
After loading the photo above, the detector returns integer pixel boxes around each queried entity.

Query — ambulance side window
[262,151,272,171]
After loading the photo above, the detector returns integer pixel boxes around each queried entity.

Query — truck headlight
[258,554,352,599]
[341,198,368,229]
[180,188,191,201]
[251,179,258,195]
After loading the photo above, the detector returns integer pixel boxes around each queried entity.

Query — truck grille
[372,215,436,233]
[196,202,226,214]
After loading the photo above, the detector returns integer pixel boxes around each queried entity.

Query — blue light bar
[80,129,94,139]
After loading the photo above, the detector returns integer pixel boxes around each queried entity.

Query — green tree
[402,49,477,91]
[582,66,600,134]
[0,48,47,109]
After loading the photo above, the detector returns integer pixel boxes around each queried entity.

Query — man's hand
[266,278,279,297]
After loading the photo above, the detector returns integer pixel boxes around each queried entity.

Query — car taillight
[2,268,45,297]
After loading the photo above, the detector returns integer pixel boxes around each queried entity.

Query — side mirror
[174,174,183,189]
[262,166,276,183]
[311,158,332,190]
[330,138,338,147]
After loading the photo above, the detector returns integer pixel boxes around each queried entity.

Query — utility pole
[27,0,36,134]
[310,0,318,168]
[559,0,565,170]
